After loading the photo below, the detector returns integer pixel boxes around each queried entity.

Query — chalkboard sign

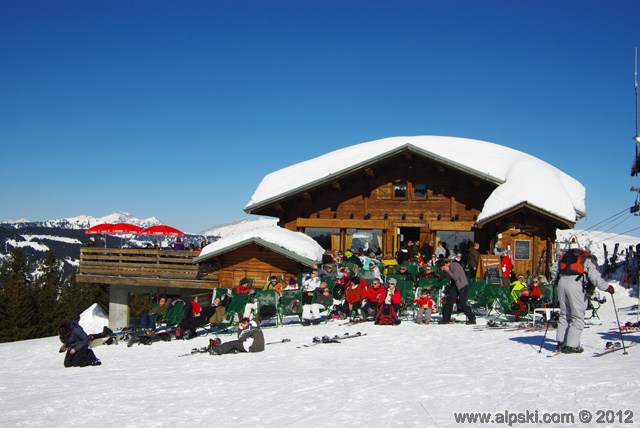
[486,267,501,285]
[514,240,531,261]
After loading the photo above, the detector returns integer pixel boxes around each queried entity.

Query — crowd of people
[59,239,616,366]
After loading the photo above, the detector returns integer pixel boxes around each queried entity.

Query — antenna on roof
[632,47,640,176]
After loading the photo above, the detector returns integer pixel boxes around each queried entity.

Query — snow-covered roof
[245,136,586,225]
[193,226,325,266]
[201,217,278,237]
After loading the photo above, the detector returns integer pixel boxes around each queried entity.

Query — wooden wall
[275,152,494,255]
[212,242,310,288]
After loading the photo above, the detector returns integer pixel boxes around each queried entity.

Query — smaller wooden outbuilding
[193,226,325,288]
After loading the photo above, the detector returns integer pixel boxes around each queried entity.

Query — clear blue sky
[1,1,639,236]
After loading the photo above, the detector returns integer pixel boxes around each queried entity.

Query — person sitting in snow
[58,320,101,367]
[209,318,265,355]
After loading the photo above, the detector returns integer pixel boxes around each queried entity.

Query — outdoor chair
[155,299,186,329]
[225,292,252,324]
[278,288,303,326]
[255,289,279,326]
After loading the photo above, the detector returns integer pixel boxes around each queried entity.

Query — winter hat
[240,277,249,285]
[388,278,397,286]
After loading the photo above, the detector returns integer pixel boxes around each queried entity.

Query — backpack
[559,249,594,276]
[559,249,598,297]
[287,299,301,314]
[259,305,276,319]
[375,303,400,325]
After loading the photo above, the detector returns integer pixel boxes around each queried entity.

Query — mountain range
[0,212,205,284]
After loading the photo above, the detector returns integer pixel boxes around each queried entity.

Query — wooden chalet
[245,136,585,280]
[192,229,323,287]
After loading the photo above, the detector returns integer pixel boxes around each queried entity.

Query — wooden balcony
[77,247,219,290]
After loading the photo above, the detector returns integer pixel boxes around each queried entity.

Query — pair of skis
[178,338,292,357]
[297,331,367,348]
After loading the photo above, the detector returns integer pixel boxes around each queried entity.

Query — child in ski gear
[436,258,476,324]
[58,320,101,367]
[413,289,437,324]
[550,248,613,353]
[209,318,265,355]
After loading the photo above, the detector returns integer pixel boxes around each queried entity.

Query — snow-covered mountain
[0,211,161,230]
[0,212,194,283]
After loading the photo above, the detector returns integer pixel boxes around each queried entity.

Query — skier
[209,318,265,355]
[551,248,614,353]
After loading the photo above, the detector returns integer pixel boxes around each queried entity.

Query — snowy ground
[1,285,639,427]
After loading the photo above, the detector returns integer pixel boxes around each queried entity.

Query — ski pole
[610,293,628,355]
[537,279,557,353]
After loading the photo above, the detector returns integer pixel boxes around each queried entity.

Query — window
[346,229,383,254]
[305,228,338,250]
[393,182,407,199]
[413,183,426,199]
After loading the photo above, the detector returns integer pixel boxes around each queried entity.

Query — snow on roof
[201,217,278,237]
[195,225,325,265]
[245,135,586,225]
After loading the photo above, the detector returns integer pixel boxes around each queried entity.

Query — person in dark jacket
[436,258,476,324]
[209,318,265,355]
[58,320,101,367]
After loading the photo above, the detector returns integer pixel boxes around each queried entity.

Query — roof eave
[475,202,576,229]
[245,143,504,214]
[193,237,320,267]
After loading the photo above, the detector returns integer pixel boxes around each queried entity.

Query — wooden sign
[486,267,501,285]
[476,254,501,279]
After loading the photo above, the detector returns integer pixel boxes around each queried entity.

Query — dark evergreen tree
[129,293,153,319]
[59,274,109,322]
[0,248,38,343]
[34,250,65,337]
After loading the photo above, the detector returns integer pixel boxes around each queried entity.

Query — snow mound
[78,304,108,334]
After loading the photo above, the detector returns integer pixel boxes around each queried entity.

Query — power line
[582,207,632,232]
